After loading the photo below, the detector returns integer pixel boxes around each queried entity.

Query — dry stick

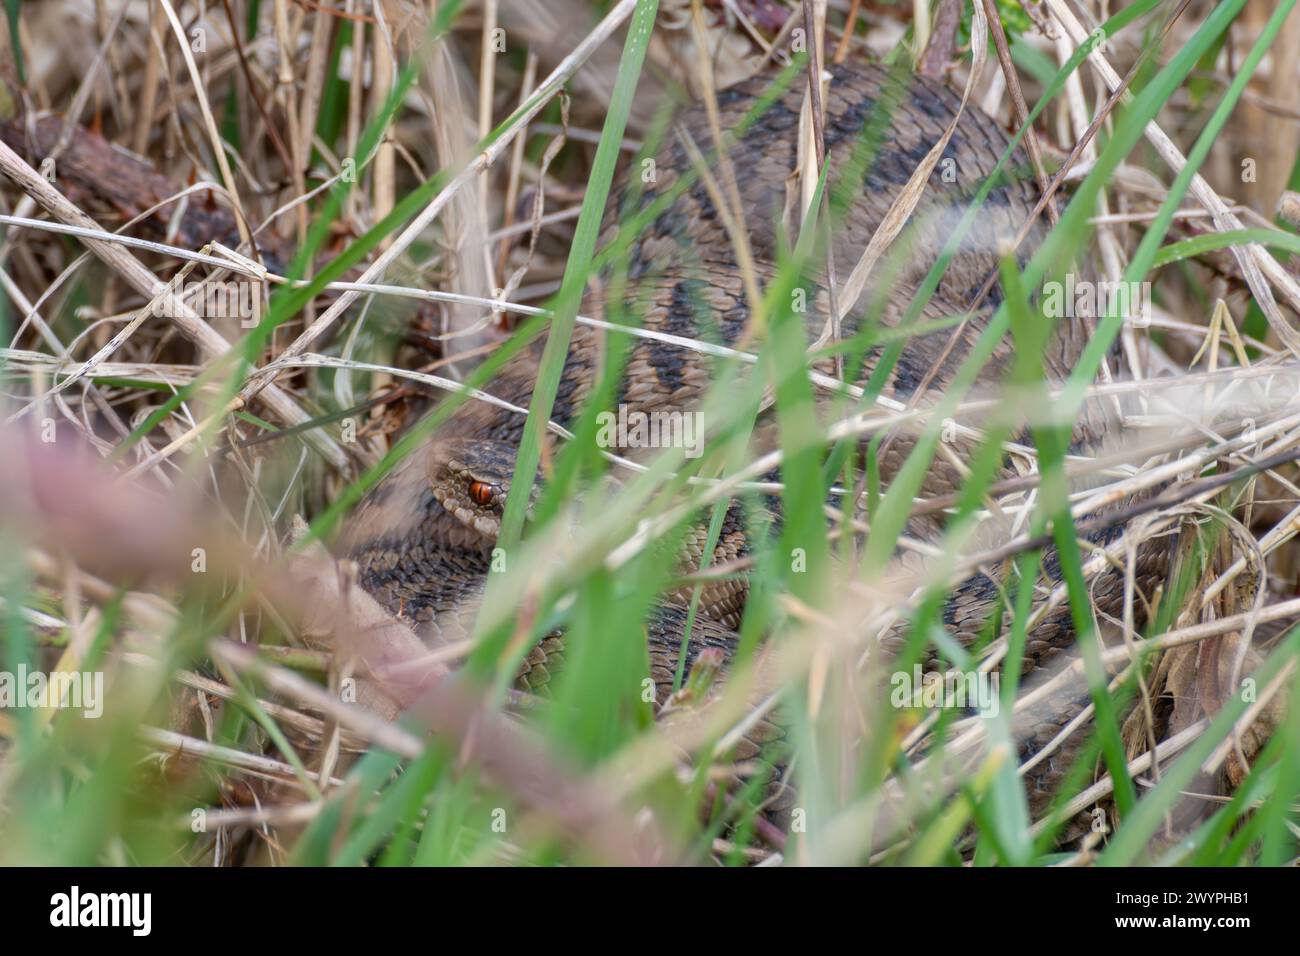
[912,0,931,57]
[0,211,938,430]
[612,372,1286,576]
[796,0,824,221]
[123,651,332,740]
[478,0,499,297]
[1200,504,1300,611]
[1205,660,1296,778]
[1237,86,1300,124]
[216,385,413,455]
[133,31,281,159]
[132,0,166,154]
[274,0,306,244]
[12,208,1288,466]
[1039,663,1295,845]
[755,8,803,72]
[291,0,376,22]
[261,352,817,497]
[419,29,496,351]
[918,0,962,78]
[969,76,1131,323]
[345,0,365,223]
[220,0,295,175]
[298,0,336,191]
[369,0,396,250]
[21,477,659,853]
[181,801,323,830]
[210,258,1296,422]
[832,0,863,65]
[1063,16,1141,399]
[141,725,347,788]
[235,0,641,407]
[1015,660,1142,789]
[1,179,262,356]
[716,0,774,57]
[1067,412,1300,525]
[493,95,568,312]
[980,0,1056,224]
[904,655,1134,817]
[0,244,137,446]
[479,0,499,147]
[0,139,350,470]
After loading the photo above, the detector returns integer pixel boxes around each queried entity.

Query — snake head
[427,437,536,541]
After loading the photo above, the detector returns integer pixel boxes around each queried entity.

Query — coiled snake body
[343,63,1164,816]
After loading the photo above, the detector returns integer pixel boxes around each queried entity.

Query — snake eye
[468,481,494,507]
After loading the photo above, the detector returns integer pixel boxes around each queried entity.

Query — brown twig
[220,0,296,177]
[832,0,863,65]
[980,0,1055,223]
[918,0,962,78]
[290,0,377,23]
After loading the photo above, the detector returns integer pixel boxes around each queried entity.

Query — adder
[340,63,1169,811]
[0,60,1167,821]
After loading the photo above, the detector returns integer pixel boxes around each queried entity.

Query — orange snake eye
[468,481,494,507]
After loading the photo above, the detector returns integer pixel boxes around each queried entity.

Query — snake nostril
[468,481,494,507]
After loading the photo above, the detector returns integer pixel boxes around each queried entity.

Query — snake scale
[342,63,1167,820]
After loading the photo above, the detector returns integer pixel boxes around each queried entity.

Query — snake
[0,61,1166,832]
[339,62,1170,825]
